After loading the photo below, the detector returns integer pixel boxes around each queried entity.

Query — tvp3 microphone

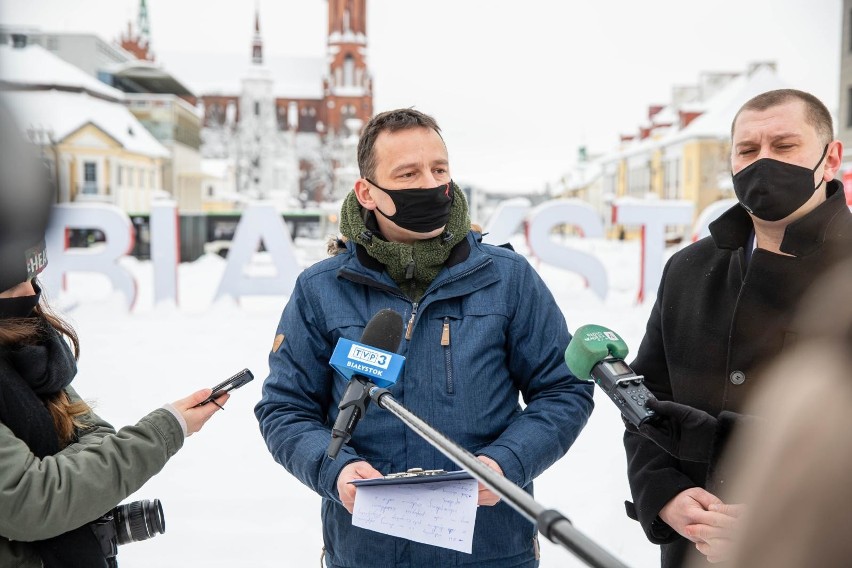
[564,324,656,427]
[327,309,405,459]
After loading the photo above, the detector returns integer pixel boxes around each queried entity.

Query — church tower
[251,7,263,65]
[238,4,276,199]
[120,0,154,61]
[324,0,373,136]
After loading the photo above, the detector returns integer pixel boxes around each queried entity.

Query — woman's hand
[171,389,229,436]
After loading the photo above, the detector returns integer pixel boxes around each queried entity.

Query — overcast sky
[1,0,842,193]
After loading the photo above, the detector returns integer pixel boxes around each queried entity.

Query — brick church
[193,0,373,206]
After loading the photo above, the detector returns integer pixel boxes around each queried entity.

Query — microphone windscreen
[360,309,404,353]
[564,324,630,381]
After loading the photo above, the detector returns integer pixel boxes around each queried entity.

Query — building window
[344,54,355,86]
[118,165,123,186]
[83,161,97,194]
[674,158,681,196]
[664,159,682,200]
[254,101,260,116]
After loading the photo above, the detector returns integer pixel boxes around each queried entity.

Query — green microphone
[564,324,656,427]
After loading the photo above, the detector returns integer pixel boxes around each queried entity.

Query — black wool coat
[623,180,852,567]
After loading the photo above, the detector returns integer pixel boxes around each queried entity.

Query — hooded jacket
[0,385,185,567]
[623,180,852,567]
[255,227,594,568]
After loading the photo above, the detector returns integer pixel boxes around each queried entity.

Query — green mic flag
[564,324,630,381]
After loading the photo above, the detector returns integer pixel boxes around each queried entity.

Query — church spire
[138,0,151,41]
[251,3,263,65]
[119,0,154,61]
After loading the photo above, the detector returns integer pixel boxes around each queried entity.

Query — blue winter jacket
[255,231,594,568]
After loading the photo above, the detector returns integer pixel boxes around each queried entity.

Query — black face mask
[732,145,829,222]
[0,287,40,319]
[366,179,454,234]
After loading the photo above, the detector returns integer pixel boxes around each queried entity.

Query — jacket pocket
[427,301,509,401]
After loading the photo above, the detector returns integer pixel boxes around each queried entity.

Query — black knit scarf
[0,318,108,568]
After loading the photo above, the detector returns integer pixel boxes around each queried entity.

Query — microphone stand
[368,385,630,568]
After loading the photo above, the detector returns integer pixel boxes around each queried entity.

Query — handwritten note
[351,478,479,553]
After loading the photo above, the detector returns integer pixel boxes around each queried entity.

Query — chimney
[747,61,777,76]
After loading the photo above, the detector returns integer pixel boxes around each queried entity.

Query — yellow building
[1,41,168,213]
[125,92,204,212]
[573,63,785,240]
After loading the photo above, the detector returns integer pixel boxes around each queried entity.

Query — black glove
[624,398,718,462]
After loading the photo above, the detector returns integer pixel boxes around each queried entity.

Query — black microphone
[564,324,656,427]
[327,309,404,459]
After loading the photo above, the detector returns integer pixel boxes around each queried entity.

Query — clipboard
[350,469,473,487]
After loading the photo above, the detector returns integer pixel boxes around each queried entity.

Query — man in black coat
[623,88,852,567]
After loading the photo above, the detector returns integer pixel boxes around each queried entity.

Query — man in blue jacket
[255,108,594,568]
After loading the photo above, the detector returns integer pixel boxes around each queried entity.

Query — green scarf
[339,182,471,301]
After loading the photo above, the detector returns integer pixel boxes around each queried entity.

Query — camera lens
[114,499,165,546]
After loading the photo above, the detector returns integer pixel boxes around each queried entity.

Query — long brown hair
[0,289,91,446]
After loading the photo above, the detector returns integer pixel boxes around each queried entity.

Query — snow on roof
[0,43,124,101]
[678,102,707,114]
[603,65,789,162]
[602,130,665,162]
[158,51,326,99]
[665,65,789,143]
[565,161,602,191]
[651,105,678,126]
[3,89,169,158]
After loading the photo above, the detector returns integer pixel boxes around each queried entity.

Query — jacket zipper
[405,260,417,301]
[428,258,493,292]
[405,303,418,340]
[440,318,450,346]
[442,317,453,394]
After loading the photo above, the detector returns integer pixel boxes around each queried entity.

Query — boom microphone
[564,324,656,427]
[327,309,405,459]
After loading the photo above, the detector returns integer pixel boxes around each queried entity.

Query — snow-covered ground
[56,234,660,567]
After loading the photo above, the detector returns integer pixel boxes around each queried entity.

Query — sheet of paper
[352,478,479,553]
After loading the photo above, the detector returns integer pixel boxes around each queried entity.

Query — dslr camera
[90,499,165,566]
